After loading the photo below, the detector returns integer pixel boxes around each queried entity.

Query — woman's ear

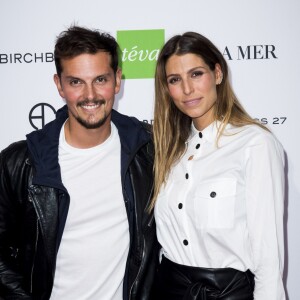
[215,64,223,85]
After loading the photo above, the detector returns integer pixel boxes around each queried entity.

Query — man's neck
[64,118,111,149]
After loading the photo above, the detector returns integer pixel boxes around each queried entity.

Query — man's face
[54,51,121,130]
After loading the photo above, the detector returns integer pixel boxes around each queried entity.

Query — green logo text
[117,29,165,79]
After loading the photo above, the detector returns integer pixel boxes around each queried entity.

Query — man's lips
[78,100,105,110]
[81,103,99,110]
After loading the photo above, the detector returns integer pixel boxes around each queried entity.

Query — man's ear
[54,74,65,98]
[114,68,122,94]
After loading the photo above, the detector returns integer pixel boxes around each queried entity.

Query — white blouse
[155,121,286,299]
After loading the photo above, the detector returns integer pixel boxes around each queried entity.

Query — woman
[151,32,286,299]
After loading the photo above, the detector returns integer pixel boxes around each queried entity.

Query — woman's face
[165,53,222,131]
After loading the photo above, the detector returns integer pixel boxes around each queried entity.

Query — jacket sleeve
[0,145,32,299]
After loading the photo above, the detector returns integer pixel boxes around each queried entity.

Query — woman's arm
[245,132,286,300]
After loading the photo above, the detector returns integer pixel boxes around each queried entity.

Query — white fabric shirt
[50,122,129,300]
[155,121,286,300]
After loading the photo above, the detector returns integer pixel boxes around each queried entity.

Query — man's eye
[70,79,81,85]
[96,77,107,83]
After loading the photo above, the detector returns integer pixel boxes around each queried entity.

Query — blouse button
[199,132,203,138]
[178,203,183,209]
[185,173,189,179]
[188,155,194,160]
[210,191,217,198]
[183,239,189,246]
[195,144,200,149]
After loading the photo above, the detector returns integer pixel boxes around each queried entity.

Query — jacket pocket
[193,178,237,229]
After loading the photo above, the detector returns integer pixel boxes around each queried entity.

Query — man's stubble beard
[73,99,110,129]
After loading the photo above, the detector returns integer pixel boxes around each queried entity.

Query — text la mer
[223,45,278,60]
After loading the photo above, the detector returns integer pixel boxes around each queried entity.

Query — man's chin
[76,115,109,129]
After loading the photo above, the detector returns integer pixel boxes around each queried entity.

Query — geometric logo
[29,103,56,130]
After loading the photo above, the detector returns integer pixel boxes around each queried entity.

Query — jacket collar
[26,105,151,189]
[111,109,151,155]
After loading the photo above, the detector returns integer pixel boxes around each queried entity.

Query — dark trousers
[153,256,254,300]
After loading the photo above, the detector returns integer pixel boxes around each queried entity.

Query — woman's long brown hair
[150,32,268,210]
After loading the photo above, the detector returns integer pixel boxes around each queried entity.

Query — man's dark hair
[54,25,119,77]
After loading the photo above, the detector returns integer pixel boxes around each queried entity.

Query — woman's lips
[183,97,202,107]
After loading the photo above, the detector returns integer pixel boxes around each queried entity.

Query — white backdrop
[1,0,299,298]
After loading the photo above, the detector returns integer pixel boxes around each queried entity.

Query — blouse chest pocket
[193,178,237,229]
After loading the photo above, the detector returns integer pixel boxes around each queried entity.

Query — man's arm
[0,145,32,299]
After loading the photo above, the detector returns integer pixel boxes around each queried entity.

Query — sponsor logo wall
[1,0,299,298]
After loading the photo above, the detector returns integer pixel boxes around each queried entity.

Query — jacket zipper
[147,213,154,227]
[147,184,155,228]
[129,237,146,298]
[129,211,154,298]
[124,139,154,299]
[28,192,40,293]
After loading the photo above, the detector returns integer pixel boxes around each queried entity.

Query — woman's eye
[192,71,203,77]
[168,77,180,84]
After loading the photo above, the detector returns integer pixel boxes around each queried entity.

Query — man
[0,26,158,299]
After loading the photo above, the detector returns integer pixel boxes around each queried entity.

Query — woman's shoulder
[226,123,283,149]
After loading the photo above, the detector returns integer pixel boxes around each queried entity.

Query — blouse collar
[186,120,222,144]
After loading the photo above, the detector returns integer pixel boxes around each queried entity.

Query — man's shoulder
[0,140,29,166]
[1,140,27,156]
[111,109,140,125]
[139,121,152,134]
[112,110,153,136]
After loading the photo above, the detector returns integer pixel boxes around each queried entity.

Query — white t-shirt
[50,122,129,300]
[155,121,286,300]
